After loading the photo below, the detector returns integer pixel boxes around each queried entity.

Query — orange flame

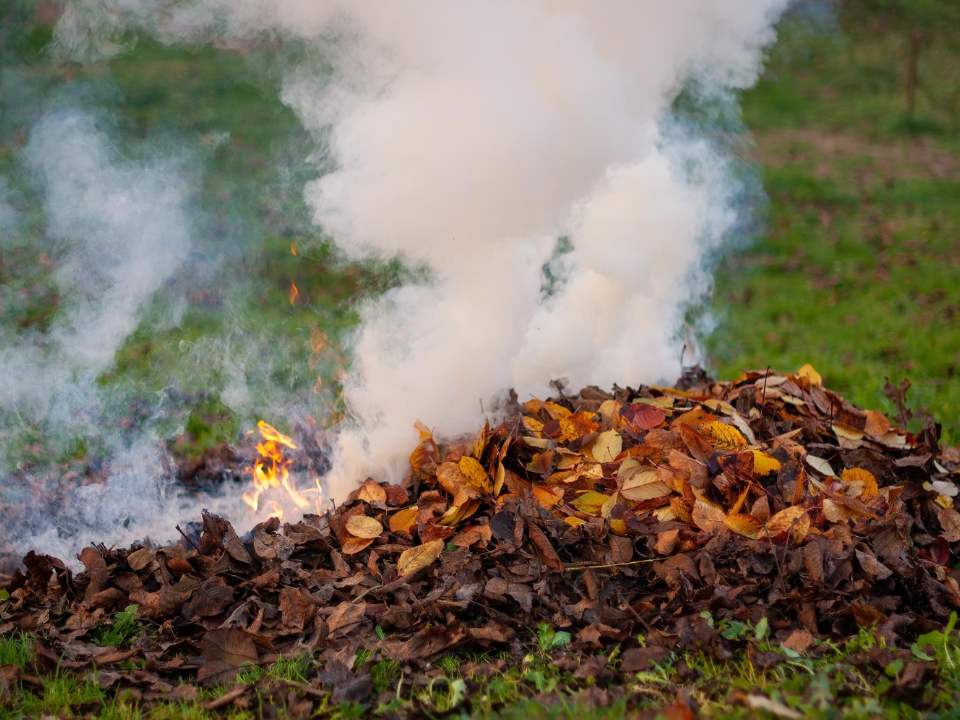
[289,281,299,304]
[242,421,322,520]
[291,243,297,256]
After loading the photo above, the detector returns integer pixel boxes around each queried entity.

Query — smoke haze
[3,1,789,559]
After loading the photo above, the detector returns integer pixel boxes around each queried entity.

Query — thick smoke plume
[50,1,787,512]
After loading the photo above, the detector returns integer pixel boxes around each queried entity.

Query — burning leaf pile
[2,366,960,714]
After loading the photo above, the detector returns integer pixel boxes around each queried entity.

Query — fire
[242,420,323,520]
[289,281,299,304]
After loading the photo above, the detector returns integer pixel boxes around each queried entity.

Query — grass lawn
[709,5,960,443]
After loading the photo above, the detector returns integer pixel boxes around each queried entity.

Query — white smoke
[52,1,788,504]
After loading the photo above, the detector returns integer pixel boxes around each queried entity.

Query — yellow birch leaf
[752,450,782,476]
[572,491,610,516]
[702,421,748,453]
[397,540,445,577]
[459,456,493,494]
[797,363,823,387]
[592,430,623,462]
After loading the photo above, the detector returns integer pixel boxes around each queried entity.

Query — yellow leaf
[397,540,445,577]
[609,518,629,535]
[389,507,418,534]
[592,430,623,462]
[752,450,782,476]
[438,498,480,526]
[522,415,545,435]
[459,456,493,494]
[840,468,878,498]
[797,363,823,387]
[724,514,762,539]
[436,462,480,500]
[494,462,506,496]
[345,515,383,539]
[701,421,748,453]
[822,498,850,524]
[572,491,611,516]
[564,516,587,527]
[619,467,673,502]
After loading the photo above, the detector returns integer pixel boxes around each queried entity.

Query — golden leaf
[571,490,610,516]
[592,430,623,462]
[564,516,587,527]
[701,421,748,453]
[459,456,493,494]
[438,498,481,526]
[494,462,505,496]
[796,363,823,387]
[397,539,445,577]
[345,515,383,539]
[389,507,418,534]
[609,518,629,536]
[752,450,782,476]
[522,415,545,435]
[558,412,600,442]
[724,514,762,539]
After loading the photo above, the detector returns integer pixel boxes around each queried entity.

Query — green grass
[5,620,960,719]
[709,5,960,442]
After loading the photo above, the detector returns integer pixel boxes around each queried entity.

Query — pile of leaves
[2,366,960,716]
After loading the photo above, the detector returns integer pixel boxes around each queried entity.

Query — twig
[176,525,199,552]
[562,559,657,572]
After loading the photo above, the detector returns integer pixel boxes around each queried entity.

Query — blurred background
[0,0,958,487]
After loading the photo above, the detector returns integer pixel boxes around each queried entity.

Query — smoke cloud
[45,1,788,516]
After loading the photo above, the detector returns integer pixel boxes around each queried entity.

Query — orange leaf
[840,468,878,499]
[692,500,726,534]
[389,507,418,534]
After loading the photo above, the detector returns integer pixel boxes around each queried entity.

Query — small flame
[291,243,297,256]
[289,281,299,304]
[242,420,323,521]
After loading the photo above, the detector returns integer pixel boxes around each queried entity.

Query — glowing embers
[242,420,322,520]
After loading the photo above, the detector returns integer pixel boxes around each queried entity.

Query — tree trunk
[906,28,923,119]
